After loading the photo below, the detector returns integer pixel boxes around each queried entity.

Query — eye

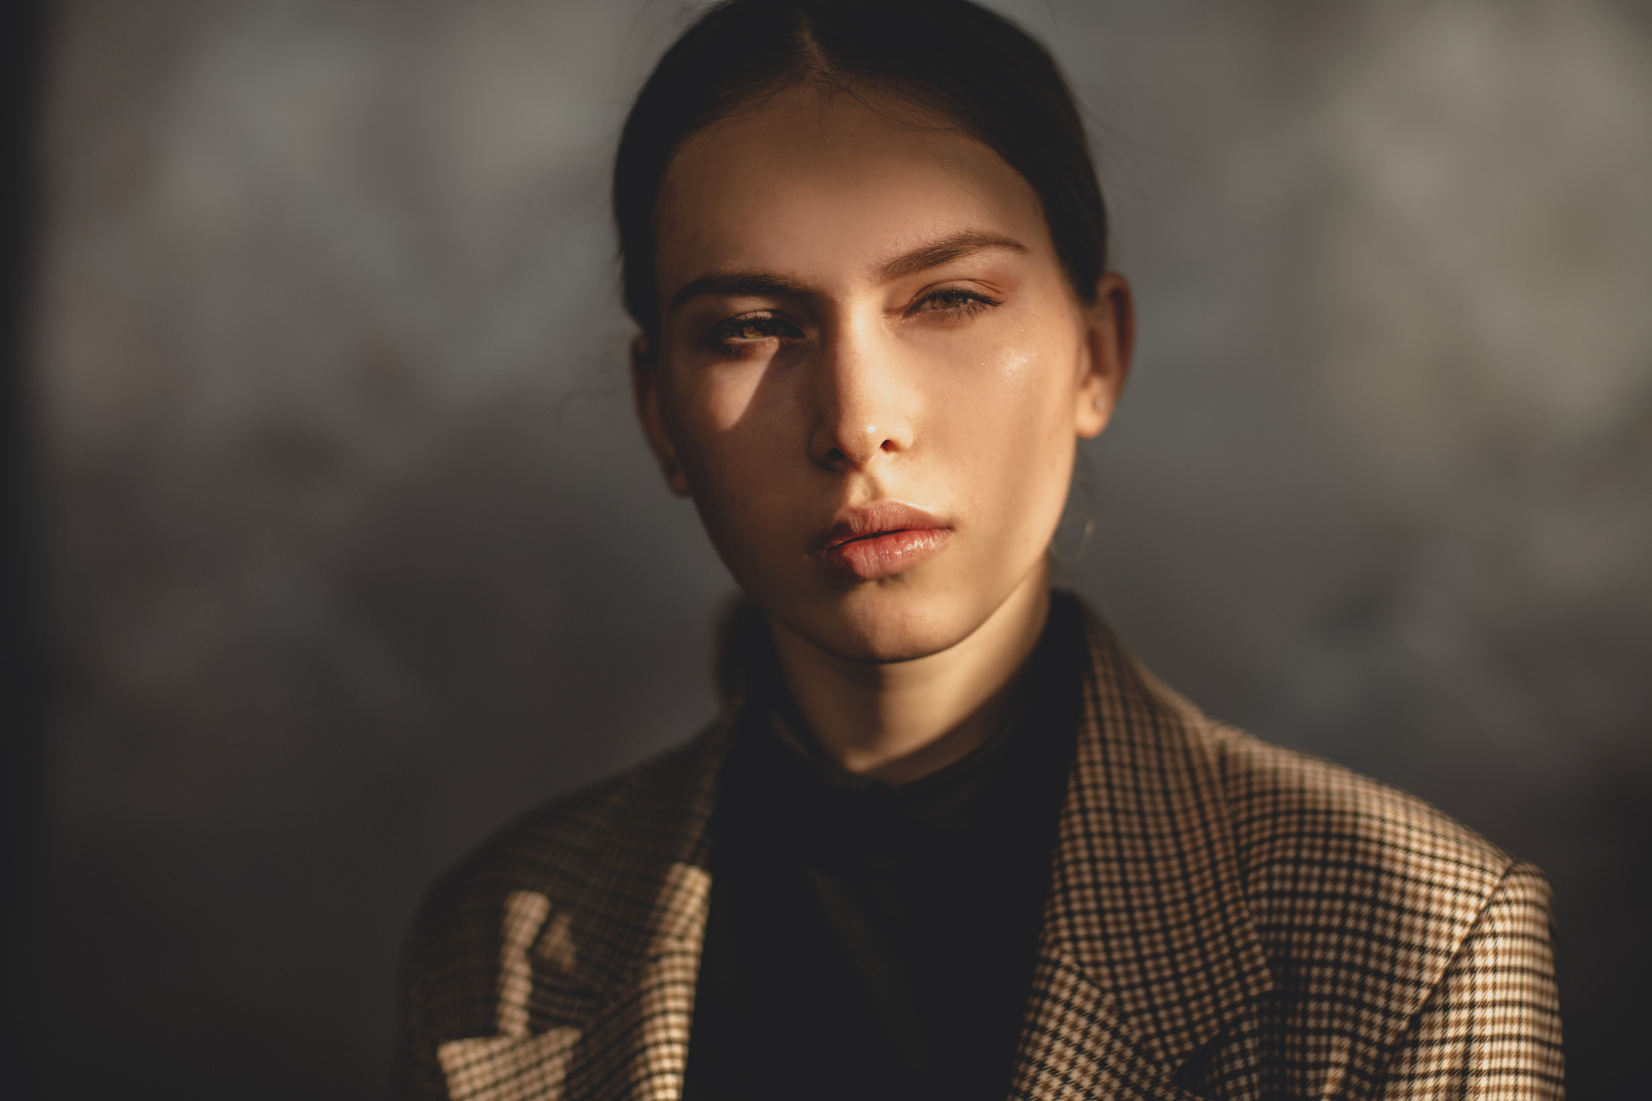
[702,311,804,354]
[909,287,1001,318]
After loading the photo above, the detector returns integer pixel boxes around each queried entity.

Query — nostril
[880,438,896,452]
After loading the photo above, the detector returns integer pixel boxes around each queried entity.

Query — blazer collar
[1010,608,1274,1094]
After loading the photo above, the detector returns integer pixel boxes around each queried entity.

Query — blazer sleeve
[1373,861,1565,1100]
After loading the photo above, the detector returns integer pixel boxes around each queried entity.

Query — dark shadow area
[2,1,49,1098]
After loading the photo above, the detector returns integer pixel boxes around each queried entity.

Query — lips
[816,503,952,582]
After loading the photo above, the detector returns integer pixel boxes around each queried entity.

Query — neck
[768,568,1052,785]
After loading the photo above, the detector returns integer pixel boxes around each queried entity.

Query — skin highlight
[634,84,1133,782]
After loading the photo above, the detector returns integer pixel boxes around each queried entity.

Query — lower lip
[820,528,951,582]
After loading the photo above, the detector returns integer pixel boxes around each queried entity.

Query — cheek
[660,355,744,467]
[924,319,1078,489]
[677,359,767,437]
[667,362,797,528]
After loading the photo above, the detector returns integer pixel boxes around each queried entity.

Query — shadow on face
[633,83,1132,664]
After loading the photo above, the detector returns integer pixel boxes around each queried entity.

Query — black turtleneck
[681,593,1087,1101]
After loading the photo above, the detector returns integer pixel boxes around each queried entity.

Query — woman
[393,2,1563,1098]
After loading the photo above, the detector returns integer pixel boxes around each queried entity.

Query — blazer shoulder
[410,719,726,947]
[1121,640,1516,887]
[393,721,728,1081]
[1194,721,1537,1042]
[1086,604,1513,888]
[1203,723,1515,884]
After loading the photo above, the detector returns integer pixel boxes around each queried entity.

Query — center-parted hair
[613,0,1109,341]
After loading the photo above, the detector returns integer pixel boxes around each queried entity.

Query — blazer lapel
[573,859,713,1101]
[433,719,728,1101]
[1011,611,1275,1100]
[551,721,730,1101]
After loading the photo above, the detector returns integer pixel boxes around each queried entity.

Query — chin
[792,580,988,664]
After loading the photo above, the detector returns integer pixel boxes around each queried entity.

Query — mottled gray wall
[29,1,1651,1097]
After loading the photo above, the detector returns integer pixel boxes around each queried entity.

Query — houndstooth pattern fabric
[392,604,1563,1100]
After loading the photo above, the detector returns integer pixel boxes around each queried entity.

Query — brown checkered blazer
[392,603,1563,1100]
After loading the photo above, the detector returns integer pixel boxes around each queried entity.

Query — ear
[630,335,693,497]
[1074,272,1135,439]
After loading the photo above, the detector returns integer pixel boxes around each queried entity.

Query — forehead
[654,86,1053,293]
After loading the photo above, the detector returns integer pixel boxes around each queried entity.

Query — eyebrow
[667,230,1027,313]
[669,274,811,312]
[878,230,1027,280]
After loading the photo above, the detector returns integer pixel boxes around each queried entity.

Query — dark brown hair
[613,0,1109,341]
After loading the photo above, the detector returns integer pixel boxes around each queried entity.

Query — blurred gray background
[20,0,1651,1097]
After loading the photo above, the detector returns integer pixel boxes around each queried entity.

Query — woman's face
[636,85,1131,663]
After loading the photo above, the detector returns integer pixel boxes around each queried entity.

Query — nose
[807,319,914,471]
